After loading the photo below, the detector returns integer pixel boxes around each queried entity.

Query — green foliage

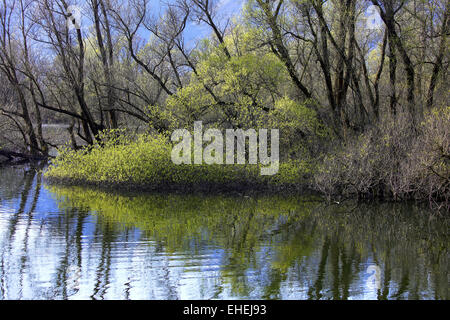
[165,25,288,129]
[270,97,332,159]
[45,130,311,191]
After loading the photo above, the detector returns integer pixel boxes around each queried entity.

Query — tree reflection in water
[0,166,447,300]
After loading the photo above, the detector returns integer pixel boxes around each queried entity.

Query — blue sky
[76,0,245,47]
[165,0,245,43]
[119,0,245,45]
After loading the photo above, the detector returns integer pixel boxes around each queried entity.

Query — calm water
[0,164,448,300]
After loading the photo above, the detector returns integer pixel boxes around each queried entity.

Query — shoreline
[2,160,442,209]
[43,175,448,212]
[44,175,317,197]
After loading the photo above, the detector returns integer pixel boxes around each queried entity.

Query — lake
[0,164,448,300]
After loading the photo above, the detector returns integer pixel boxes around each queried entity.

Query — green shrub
[270,97,332,160]
[45,130,312,192]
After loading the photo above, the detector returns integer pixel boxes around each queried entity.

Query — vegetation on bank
[45,131,314,192]
[46,106,448,209]
[315,107,449,206]
[1,0,448,208]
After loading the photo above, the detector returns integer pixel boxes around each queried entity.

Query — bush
[408,107,449,203]
[314,107,449,208]
[269,97,332,160]
[45,130,312,192]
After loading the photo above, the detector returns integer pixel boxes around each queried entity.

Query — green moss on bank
[45,133,314,192]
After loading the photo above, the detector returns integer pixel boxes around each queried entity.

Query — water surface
[0,164,448,300]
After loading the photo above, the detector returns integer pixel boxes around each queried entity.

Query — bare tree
[0,0,46,156]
